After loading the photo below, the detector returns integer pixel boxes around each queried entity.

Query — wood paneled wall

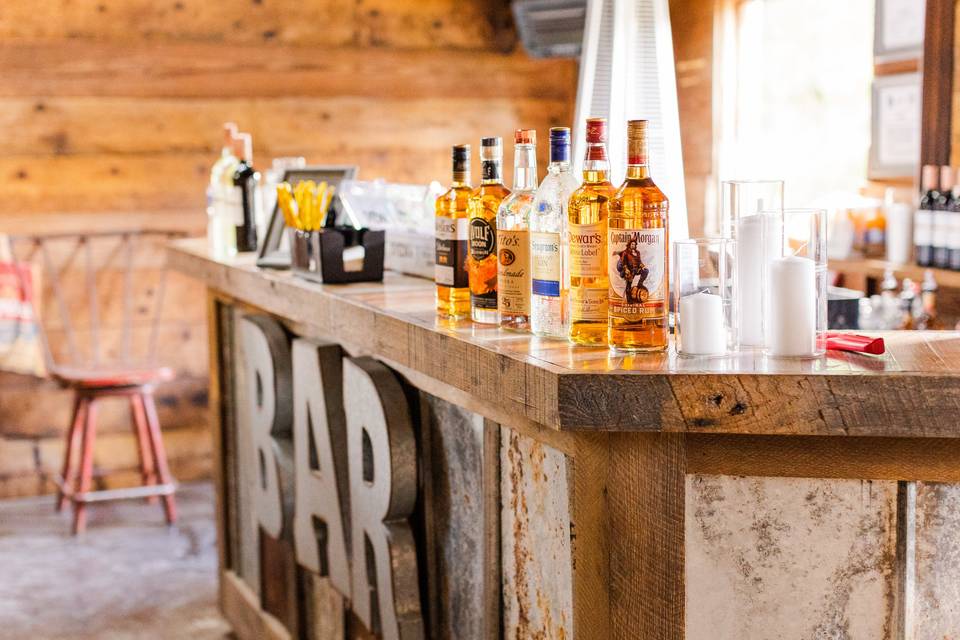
[0,0,577,498]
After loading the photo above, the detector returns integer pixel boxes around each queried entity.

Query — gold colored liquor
[608,120,669,352]
[568,118,615,346]
[468,137,509,324]
[435,144,472,319]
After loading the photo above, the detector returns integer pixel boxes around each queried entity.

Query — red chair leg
[140,391,177,525]
[130,393,158,504]
[72,398,98,535]
[58,395,87,512]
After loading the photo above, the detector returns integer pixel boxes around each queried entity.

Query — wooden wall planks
[0,0,577,498]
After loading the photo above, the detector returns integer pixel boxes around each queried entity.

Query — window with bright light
[717,0,875,210]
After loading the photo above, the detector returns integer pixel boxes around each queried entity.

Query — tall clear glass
[721,180,784,348]
[672,238,735,357]
[766,208,828,358]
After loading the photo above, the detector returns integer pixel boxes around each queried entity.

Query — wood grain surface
[172,239,960,437]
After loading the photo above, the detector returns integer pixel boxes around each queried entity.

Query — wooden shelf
[830,257,960,289]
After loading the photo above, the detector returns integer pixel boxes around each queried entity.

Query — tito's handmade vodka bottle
[530,127,578,338]
[435,144,472,319]
[608,120,670,352]
[497,129,538,331]
[567,118,615,346]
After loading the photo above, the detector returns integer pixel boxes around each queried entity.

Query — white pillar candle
[768,255,816,357]
[679,291,726,356]
[735,215,779,347]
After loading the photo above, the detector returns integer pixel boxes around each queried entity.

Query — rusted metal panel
[686,475,898,640]
[914,482,960,638]
[501,429,573,640]
[421,394,498,640]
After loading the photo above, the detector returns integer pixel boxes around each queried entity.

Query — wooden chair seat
[51,365,175,390]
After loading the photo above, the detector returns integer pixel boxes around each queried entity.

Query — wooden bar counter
[170,238,960,640]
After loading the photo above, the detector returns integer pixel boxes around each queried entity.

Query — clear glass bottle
[530,127,578,338]
[608,119,669,352]
[435,144,472,319]
[208,122,239,258]
[568,118,615,346]
[468,138,509,324]
[497,129,538,331]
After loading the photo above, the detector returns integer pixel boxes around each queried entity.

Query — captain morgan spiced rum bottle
[568,118,615,346]
[608,119,669,352]
[435,144,472,319]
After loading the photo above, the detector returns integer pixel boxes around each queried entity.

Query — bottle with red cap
[567,118,615,346]
[497,129,538,331]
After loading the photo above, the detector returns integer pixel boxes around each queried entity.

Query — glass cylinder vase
[672,238,735,357]
[721,180,784,349]
[765,208,828,359]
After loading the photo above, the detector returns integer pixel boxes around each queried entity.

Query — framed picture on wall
[868,72,921,180]
[256,165,358,269]
[874,0,926,61]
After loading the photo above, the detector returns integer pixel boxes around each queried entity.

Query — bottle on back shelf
[232,133,259,253]
[568,118,615,346]
[949,179,960,270]
[497,129,538,331]
[899,278,916,329]
[208,122,239,258]
[435,144,472,319]
[916,165,938,267]
[530,127,578,338]
[607,119,670,352]
[915,270,940,330]
[933,166,955,268]
[468,138,509,324]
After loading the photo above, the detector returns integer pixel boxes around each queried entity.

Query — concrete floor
[0,482,232,640]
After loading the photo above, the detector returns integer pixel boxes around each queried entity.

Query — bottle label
[531,232,562,297]
[497,229,530,315]
[568,221,606,278]
[481,160,501,182]
[608,228,666,319]
[435,216,469,288]
[469,217,497,310]
[949,214,960,251]
[915,210,933,246]
[570,286,607,321]
[933,211,950,248]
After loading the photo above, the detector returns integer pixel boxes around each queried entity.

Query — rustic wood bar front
[170,238,960,640]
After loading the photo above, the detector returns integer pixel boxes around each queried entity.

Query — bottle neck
[582,141,609,183]
[452,174,470,188]
[480,158,504,185]
[512,144,538,190]
[548,160,571,174]
[626,133,649,180]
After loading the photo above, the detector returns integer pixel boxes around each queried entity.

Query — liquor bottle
[948,181,960,270]
[607,120,669,352]
[916,165,938,267]
[568,118,615,346]
[915,270,940,330]
[497,129,538,331]
[530,127,578,338]
[207,122,239,259]
[435,144,472,319]
[232,132,259,253]
[468,138,509,324]
[933,166,954,268]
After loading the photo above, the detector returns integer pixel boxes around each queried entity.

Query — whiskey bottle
[497,129,538,331]
[916,165,938,267]
[468,138,509,324]
[232,132,259,253]
[530,127,578,338]
[608,120,669,352]
[435,144,472,319]
[933,166,954,268]
[568,118,615,346]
